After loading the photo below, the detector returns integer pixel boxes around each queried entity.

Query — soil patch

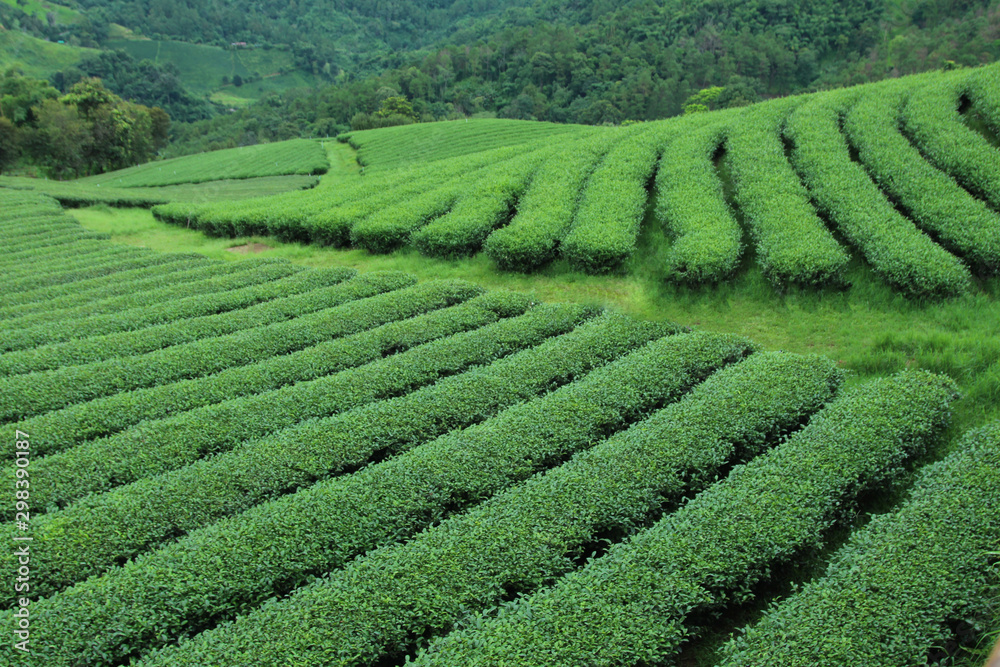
[226,243,272,254]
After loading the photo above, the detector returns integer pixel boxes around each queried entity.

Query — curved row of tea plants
[483,132,622,271]
[901,69,1000,211]
[844,81,1000,272]
[719,420,1000,666]
[413,371,959,665]
[786,90,971,298]
[560,124,669,273]
[656,117,743,284]
[727,99,850,287]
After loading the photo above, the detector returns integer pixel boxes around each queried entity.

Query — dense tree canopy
[0,70,170,177]
[51,50,214,123]
[2,0,997,158]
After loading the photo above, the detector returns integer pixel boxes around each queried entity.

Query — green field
[0,29,95,79]
[106,39,316,99]
[153,63,1000,302]
[0,174,320,205]
[0,0,80,24]
[1,59,998,667]
[74,137,329,187]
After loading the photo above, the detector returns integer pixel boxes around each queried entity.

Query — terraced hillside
[0,138,330,206]
[1,189,996,666]
[153,63,1000,298]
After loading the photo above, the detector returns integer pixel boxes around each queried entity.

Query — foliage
[844,79,1000,273]
[484,131,617,271]
[785,86,972,298]
[0,69,169,177]
[151,0,1000,156]
[560,124,667,273]
[727,98,850,287]
[901,68,1000,211]
[656,117,744,284]
[413,371,960,665]
[719,421,1000,666]
[51,49,214,122]
[683,86,725,114]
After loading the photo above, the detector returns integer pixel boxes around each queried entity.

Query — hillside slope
[154,62,1000,298]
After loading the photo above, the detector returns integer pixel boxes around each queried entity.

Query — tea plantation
[1,61,998,667]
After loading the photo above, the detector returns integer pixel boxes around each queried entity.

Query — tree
[0,68,58,126]
[375,95,417,119]
[683,86,725,114]
[0,117,18,173]
[30,98,92,178]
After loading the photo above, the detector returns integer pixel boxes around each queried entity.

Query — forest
[1,0,999,165]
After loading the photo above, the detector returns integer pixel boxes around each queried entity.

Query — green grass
[0,30,95,79]
[0,0,81,24]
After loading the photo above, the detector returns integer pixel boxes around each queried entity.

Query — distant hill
[2,0,998,156]
[0,30,96,79]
